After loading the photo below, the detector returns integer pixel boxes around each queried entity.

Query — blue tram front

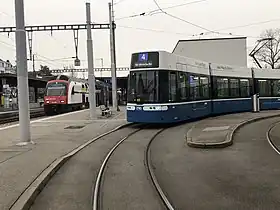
[126,51,211,123]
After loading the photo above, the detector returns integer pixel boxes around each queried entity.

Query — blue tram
[126,51,280,123]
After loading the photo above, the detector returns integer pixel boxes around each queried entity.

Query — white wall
[173,37,247,67]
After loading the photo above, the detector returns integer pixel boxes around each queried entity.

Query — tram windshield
[127,71,158,103]
[46,82,67,96]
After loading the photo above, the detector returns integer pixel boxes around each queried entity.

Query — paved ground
[187,111,280,147]
[30,127,164,210]
[0,107,127,210]
[150,116,280,210]
[30,125,140,210]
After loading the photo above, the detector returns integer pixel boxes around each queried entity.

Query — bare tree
[38,65,52,76]
[255,28,280,69]
[255,29,280,69]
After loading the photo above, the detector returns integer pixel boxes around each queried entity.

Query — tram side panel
[254,68,280,110]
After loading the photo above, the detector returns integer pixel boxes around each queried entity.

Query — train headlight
[161,106,168,111]
[60,100,65,103]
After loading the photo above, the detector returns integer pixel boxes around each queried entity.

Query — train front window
[46,82,67,96]
[128,71,158,103]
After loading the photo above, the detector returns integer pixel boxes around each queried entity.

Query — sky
[0,0,280,73]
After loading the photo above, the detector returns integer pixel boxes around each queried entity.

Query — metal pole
[100,58,103,78]
[109,2,117,111]
[112,6,120,111]
[86,3,96,119]
[32,54,35,74]
[15,0,31,144]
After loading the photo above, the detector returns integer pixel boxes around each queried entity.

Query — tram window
[217,78,229,98]
[190,75,200,100]
[229,78,239,97]
[272,80,280,97]
[258,80,270,96]
[127,71,158,103]
[179,72,188,101]
[240,79,250,97]
[146,71,157,101]
[158,71,169,103]
[169,72,177,102]
[200,77,209,99]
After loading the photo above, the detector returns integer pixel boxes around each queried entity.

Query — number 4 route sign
[138,53,148,62]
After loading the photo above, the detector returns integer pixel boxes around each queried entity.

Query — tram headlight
[127,106,135,111]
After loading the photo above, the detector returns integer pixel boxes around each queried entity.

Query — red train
[44,75,110,115]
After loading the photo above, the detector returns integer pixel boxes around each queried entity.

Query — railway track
[0,108,45,124]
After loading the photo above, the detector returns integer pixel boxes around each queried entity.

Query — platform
[186,111,280,148]
[0,103,42,112]
[0,107,127,210]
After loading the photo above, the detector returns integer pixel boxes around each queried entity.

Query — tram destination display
[130,52,159,69]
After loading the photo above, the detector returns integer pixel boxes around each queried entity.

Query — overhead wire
[215,18,280,31]
[114,0,128,5]
[114,0,271,39]
[149,0,207,16]
[116,0,207,21]
[0,11,72,67]
[118,25,194,36]
[150,0,266,39]
[152,0,219,34]
[0,34,62,67]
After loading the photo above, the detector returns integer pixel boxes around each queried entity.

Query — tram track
[92,126,144,210]
[95,124,174,210]
[19,122,176,210]
[266,120,280,155]
[145,127,175,210]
